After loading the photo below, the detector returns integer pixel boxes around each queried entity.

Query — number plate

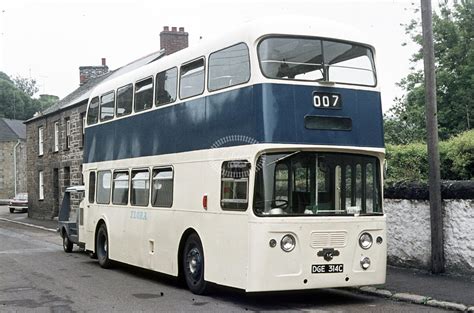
[313,92,342,109]
[311,264,344,274]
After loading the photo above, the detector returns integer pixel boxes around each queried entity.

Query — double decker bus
[76,17,386,294]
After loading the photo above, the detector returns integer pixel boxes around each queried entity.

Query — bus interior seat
[292,191,310,213]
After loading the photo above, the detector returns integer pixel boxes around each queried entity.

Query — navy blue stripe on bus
[84,83,384,163]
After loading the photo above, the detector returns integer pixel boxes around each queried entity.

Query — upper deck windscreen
[258,37,376,87]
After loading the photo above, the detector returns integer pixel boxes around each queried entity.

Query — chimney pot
[179,27,184,32]
[101,58,106,66]
[172,26,177,32]
[164,26,169,31]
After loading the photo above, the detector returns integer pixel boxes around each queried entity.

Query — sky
[0,0,425,112]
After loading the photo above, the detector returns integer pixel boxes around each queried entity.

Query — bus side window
[134,77,154,112]
[112,171,130,205]
[100,91,115,122]
[88,171,96,203]
[221,160,250,211]
[156,67,177,107]
[87,96,99,125]
[116,84,133,117]
[97,171,111,204]
[180,58,205,99]
[208,43,250,92]
[131,169,150,206]
[152,167,173,208]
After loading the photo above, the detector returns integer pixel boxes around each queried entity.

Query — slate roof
[26,49,165,123]
[0,118,26,141]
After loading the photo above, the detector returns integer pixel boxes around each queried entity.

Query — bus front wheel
[183,233,208,295]
[96,223,112,268]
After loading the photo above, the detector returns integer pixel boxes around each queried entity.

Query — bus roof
[88,16,375,102]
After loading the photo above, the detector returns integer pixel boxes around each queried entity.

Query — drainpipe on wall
[13,139,21,196]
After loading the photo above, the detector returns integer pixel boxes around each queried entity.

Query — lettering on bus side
[130,210,148,220]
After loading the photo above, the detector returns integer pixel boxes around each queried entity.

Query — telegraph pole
[420,0,445,274]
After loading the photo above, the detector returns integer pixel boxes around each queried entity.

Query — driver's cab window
[221,160,250,211]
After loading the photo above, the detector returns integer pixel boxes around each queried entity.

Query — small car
[9,193,28,213]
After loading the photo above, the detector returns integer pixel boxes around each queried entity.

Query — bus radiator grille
[310,232,347,248]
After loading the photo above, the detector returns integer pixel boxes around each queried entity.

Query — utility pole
[420,0,444,274]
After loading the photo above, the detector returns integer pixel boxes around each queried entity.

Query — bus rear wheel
[62,231,73,253]
[96,223,112,268]
[183,233,208,295]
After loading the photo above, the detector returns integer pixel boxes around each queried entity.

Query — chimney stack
[160,26,189,55]
[79,58,109,86]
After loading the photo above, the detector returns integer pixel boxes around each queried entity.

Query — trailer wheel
[62,231,73,253]
[182,233,208,295]
[96,223,112,268]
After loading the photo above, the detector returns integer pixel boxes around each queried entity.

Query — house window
[81,112,86,147]
[65,118,71,150]
[39,171,44,200]
[38,126,44,156]
[54,122,59,152]
[64,166,70,188]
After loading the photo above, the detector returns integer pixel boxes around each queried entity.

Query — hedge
[385,129,473,182]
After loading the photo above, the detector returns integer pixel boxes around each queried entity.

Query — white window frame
[54,121,59,152]
[66,118,71,149]
[39,171,44,200]
[38,126,44,156]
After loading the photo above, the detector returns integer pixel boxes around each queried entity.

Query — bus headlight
[360,257,371,270]
[359,232,373,249]
[280,234,296,252]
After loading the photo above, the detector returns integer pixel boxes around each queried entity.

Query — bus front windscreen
[253,152,382,216]
[258,37,376,86]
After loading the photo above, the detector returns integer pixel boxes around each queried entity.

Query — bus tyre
[62,232,73,253]
[96,223,112,268]
[183,233,208,295]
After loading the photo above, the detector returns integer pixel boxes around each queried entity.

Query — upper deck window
[116,84,133,117]
[155,67,177,107]
[134,77,154,112]
[180,58,205,99]
[208,43,250,92]
[100,91,115,122]
[87,97,99,125]
[258,37,376,87]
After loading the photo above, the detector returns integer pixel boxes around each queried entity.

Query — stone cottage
[0,118,26,202]
[25,26,189,219]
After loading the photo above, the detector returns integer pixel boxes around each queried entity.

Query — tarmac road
[0,206,449,312]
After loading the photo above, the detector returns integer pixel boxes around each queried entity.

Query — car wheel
[9,207,14,213]
[182,233,208,295]
[62,231,73,253]
[96,223,112,268]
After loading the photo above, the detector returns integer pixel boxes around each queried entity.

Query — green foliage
[384,2,474,144]
[386,130,474,182]
[0,71,57,120]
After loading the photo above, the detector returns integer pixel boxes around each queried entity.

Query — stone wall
[0,140,27,200]
[385,198,474,275]
[26,102,86,219]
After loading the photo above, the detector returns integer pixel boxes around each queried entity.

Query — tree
[12,75,39,97]
[384,2,473,144]
[0,71,57,120]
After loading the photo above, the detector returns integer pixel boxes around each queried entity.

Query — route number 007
[313,92,342,109]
